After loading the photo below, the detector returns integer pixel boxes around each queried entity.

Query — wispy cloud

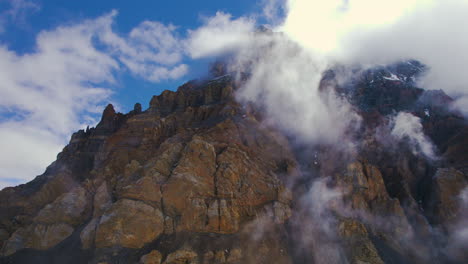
[0,0,40,33]
[0,10,188,189]
[97,11,188,82]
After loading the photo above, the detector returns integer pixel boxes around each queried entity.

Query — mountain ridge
[0,62,467,264]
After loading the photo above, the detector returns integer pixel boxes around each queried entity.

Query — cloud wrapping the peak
[186,10,360,146]
[282,0,468,113]
[234,36,360,145]
[179,2,465,262]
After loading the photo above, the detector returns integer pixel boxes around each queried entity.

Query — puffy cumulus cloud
[186,12,256,59]
[0,10,188,189]
[391,112,436,159]
[281,0,468,113]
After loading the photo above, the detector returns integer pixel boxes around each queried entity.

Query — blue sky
[0,0,280,188]
[1,0,261,111]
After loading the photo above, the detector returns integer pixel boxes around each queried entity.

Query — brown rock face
[0,71,467,264]
[1,186,90,255]
[0,76,295,264]
[2,223,74,256]
[94,199,165,248]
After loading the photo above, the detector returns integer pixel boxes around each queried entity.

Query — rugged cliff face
[0,64,467,264]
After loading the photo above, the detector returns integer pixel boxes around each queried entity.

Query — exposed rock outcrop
[0,64,467,264]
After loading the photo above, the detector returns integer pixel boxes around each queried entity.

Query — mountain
[0,62,467,264]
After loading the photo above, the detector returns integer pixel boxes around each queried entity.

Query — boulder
[165,249,198,264]
[34,186,89,225]
[2,223,74,256]
[140,250,162,264]
[94,199,164,248]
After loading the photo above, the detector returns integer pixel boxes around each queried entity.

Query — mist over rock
[0,61,467,264]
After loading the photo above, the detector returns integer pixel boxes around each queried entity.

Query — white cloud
[453,96,468,116]
[281,0,426,54]
[186,12,256,59]
[0,122,63,190]
[0,10,188,189]
[391,112,436,159]
[0,16,116,189]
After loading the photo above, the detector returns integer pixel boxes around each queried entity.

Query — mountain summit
[0,62,467,264]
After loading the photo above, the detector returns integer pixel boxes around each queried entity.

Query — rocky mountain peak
[102,103,116,119]
[0,62,466,264]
